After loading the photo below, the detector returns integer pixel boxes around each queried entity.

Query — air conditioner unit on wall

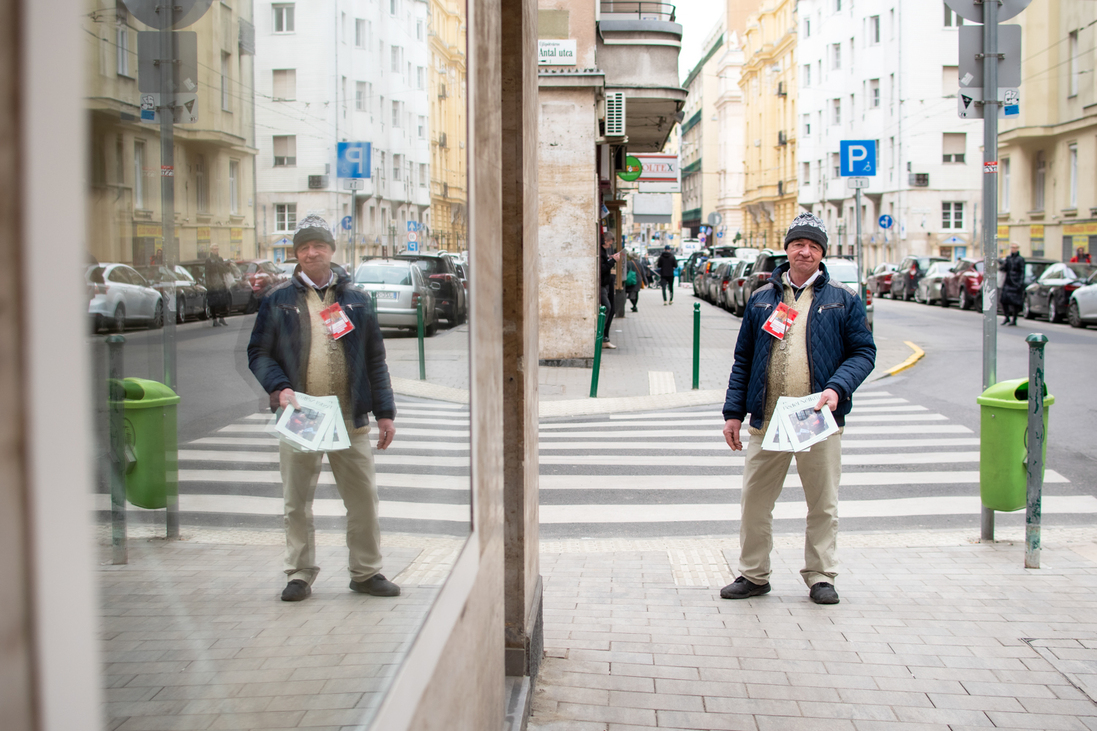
[909,173,929,187]
[605,92,626,137]
[308,175,328,189]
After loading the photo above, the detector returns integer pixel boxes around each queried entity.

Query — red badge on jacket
[319,303,355,340]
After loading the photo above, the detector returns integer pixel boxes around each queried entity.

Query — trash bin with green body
[110,377,180,510]
[977,378,1053,512]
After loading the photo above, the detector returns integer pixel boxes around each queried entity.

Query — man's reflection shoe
[280,579,311,602]
[720,576,770,599]
[350,574,401,597]
[809,582,840,605]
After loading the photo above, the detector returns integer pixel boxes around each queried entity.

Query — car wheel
[176,296,186,323]
[1048,297,1062,323]
[200,299,211,320]
[960,290,972,310]
[244,293,259,315]
[150,300,164,329]
[975,292,983,312]
[1022,296,1034,320]
[1068,301,1084,329]
[940,289,949,308]
[113,305,126,333]
[424,318,438,336]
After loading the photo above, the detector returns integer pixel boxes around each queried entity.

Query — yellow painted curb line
[881,341,925,378]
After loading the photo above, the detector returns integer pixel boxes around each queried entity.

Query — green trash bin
[109,377,180,510]
[976,377,1053,512]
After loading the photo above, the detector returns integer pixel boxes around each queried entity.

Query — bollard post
[1025,333,1048,569]
[590,305,606,398]
[107,335,127,565]
[692,303,700,390]
[416,300,426,381]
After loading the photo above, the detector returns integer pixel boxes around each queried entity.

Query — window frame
[272,3,295,33]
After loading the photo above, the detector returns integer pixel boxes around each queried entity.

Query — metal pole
[159,4,180,539]
[590,306,606,398]
[1024,333,1047,569]
[416,299,426,381]
[107,335,127,565]
[351,191,357,268]
[692,302,700,390]
[855,187,865,305]
[980,0,1001,541]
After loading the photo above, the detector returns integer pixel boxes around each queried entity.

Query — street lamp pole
[980,0,1000,541]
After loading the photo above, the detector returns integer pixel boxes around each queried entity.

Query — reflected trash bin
[976,377,1054,512]
[109,377,180,510]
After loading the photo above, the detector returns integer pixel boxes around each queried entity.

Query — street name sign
[337,142,371,179]
[538,39,577,66]
[840,140,876,176]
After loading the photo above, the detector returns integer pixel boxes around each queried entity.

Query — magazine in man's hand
[761,396,795,452]
[315,395,351,452]
[274,393,339,451]
[777,393,839,452]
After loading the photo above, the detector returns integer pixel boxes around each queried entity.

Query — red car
[940,258,984,310]
[233,259,288,297]
[866,263,898,296]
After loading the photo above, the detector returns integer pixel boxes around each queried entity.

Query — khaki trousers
[739,429,842,588]
[279,422,382,585]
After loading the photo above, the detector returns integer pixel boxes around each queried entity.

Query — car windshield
[1066,263,1096,279]
[408,258,442,275]
[173,266,196,282]
[355,263,413,285]
[136,266,173,283]
[825,260,859,283]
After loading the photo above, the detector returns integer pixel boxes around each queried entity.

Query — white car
[1068,271,1097,328]
[354,259,439,335]
[825,258,874,331]
[87,263,165,333]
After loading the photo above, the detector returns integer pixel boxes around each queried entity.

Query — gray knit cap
[783,211,828,254]
[293,214,335,253]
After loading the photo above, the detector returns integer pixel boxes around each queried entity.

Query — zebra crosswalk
[103,390,1095,538]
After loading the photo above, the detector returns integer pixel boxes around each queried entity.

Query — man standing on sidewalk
[720,212,875,605]
[600,232,623,349]
[248,214,401,602]
[655,245,677,304]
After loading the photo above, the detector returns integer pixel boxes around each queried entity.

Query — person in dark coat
[600,233,623,348]
[625,252,645,312]
[655,245,678,304]
[1000,243,1025,326]
[205,245,231,327]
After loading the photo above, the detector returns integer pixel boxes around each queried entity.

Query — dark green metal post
[1025,333,1048,569]
[692,302,701,390]
[107,335,127,565]
[416,300,426,381]
[590,306,606,398]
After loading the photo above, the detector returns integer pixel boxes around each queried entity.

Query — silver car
[353,259,439,335]
[87,263,165,332]
[914,261,952,305]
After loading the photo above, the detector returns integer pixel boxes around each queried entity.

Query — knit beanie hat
[783,211,828,255]
[293,214,335,253]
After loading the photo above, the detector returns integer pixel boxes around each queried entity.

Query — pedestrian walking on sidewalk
[1000,243,1025,326]
[655,245,677,305]
[720,212,876,605]
[625,252,645,312]
[247,214,401,603]
[600,233,623,348]
[204,245,231,326]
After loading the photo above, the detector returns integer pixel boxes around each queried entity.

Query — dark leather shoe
[809,582,840,605]
[281,579,311,602]
[350,574,401,597]
[720,576,771,599]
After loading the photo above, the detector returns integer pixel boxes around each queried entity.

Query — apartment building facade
[254,0,433,264]
[428,0,469,252]
[797,0,983,268]
[680,26,723,237]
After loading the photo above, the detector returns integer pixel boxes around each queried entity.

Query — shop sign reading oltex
[538,39,576,65]
[616,154,680,193]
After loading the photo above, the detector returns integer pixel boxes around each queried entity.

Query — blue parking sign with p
[337,142,371,178]
[840,140,876,176]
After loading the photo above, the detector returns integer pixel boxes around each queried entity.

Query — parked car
[354,259,438,335]
[740,249,788,304]
[1068,271,1097,328]
[691,258,715,298]
[890,255,948,301]
[1022,262,1097,322]
[825,258,874,331]
[87,263,165,332]
[939,258,983,310]
[866,263,898,297]
[135,264,210,322]
[913,261,952,304]
[276,258,297,277]
[454,261,469,294]
[702,258,733,303]
[179,259,257,314]
[725,259,754,316]
[681,250,708,285]
[712,260,739,309]
[234,259,289,297]
[395,252,467,324]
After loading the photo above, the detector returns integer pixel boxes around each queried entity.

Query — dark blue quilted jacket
[247,267,396,429]
[722,261,876,429]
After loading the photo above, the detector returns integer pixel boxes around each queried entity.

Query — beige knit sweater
[303,288,354,421]
[748,279,814,436]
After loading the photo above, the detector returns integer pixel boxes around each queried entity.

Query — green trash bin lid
[976,377,1054,410]
[117,377,181,408]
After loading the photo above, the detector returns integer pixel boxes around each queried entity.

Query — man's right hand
[723,419,743,451]
[278,388,300,410]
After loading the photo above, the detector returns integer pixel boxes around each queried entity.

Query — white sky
[674,0,726,84]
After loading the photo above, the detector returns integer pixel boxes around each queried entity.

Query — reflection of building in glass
[83,0,258,264]
[255,0,432,264]
[428,0,467,253]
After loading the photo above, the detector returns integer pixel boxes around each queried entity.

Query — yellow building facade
[428,0,468,253]
[739,0,798,250]
[83,0,257,265]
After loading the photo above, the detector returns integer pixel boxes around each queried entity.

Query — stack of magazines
[274,393,351,452]
[761,393,839,453]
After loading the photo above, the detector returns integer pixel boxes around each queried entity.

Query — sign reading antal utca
[538,39,576,66]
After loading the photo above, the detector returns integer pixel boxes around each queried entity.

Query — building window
[831,43,841,70]
[802,64,811,87]
[1033,151,1046,211]
[870,79,880,108]
[195,155,209,213]
[869,15,880,44]
[392,100,401,127]
[802,113,811,135]
[1069,31,1080,97]
[355,18,367,47]
[832,98,841,125]
[417,19,424,40]
[229,160,239,214]
[944,3,963,27]
[116,23,132,77]
[942,202,963,229]
[390,0,398,15]
[1001,158,1011,212]
[391,46,402,73]
[221,52,231,111]
[1068,143,1078,208]
[341,12,347,43]
[417,66,426,90]
[273,135,296,167]
[419,163,427,187]
[356,82,367,111]
[802,162,811,186]
[272,69,295,100]
[275,203,297,232]
[418,115,426,139]
[273,3,294,33]
[831,152,841,178]
[393,154,402,181]
[133,140,145,210]
[942,133,966,163]
[804,17,811,37]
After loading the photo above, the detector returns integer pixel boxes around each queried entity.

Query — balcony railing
[600,2,676,22]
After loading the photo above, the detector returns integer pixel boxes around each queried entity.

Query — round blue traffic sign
[341,216,352,231]
[878,215,894,229]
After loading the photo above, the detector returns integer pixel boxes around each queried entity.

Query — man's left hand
[814,388,839,412]
[376,418,396,450]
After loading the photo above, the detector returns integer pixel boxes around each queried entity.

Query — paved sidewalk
[529,528,1097,731]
